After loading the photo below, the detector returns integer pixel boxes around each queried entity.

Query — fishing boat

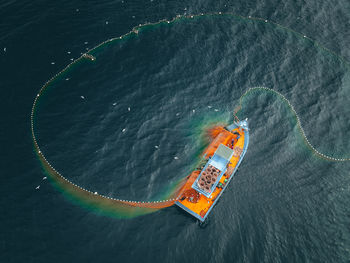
[175,119,249,221]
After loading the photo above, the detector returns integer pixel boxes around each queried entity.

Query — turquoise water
[1,0,350,262]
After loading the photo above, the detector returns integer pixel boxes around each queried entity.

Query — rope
[233,105,241,122]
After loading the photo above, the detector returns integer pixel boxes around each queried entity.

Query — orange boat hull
[175,120,249,221]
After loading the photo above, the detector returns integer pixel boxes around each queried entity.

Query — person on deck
[231,139,235,148]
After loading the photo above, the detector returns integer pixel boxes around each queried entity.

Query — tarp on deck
[191,144,234,198]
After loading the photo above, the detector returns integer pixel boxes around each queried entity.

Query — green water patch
[35,146,181,219]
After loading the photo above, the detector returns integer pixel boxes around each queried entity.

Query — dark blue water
[1,1,350,262]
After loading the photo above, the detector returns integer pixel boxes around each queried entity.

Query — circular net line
[235,87,350,162]
[31,12,350,212]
